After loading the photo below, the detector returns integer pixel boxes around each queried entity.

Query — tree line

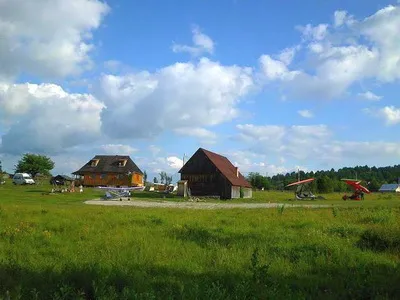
[247,165,400,193]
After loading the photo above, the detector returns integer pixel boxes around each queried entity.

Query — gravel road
[84,199,328,209]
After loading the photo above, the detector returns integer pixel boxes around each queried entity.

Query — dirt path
[84,199,329,210]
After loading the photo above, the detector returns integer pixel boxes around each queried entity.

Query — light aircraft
[286,178,325,200]
[341,179,370,201]
[96,186,145,201]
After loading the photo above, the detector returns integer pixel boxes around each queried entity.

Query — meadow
[1,180,400,299]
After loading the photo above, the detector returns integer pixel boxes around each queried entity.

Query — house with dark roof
[178,148,252,199]
[378,184,400,193]
[72,155,143,187]
[50,175,74,185]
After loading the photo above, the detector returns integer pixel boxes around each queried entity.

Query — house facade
[378,184,400,193]
[178,148,252,199]
[73,155,143,187]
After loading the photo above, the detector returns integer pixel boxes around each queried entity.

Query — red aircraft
[286,178,325,200]
[341,179,370,200]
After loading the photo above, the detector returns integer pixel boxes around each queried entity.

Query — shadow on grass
[171,224,260,248]
[1,255,400,300]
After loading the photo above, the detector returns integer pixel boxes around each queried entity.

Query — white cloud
[278,46,300,65]
[0,83,103,154]
[167,156,184,170]
[297,23,329,41]
[298,110,314,118]
[235,123,400,168]
[367,106,400,125]
[260,5,400,100]
[259,55,299,81]
[172,25,214,56]
[100,144,138,155]
[174,127,217,143]
[0,0,109,81]
[334,10,355,27]
[358,91,382,101]
[149,145,161,156]
[97,58,254,139]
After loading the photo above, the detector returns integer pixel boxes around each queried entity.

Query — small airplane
[96,186,145,201]
[286,178,325,200]
[341,179,370,201]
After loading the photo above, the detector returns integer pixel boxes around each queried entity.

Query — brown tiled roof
[199,148,252,188]
[72,155,143,175]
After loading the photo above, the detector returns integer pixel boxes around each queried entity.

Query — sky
[1,0,400,182]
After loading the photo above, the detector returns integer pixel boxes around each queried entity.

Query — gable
[180,148,252,188]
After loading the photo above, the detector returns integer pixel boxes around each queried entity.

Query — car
[12,173,35,185]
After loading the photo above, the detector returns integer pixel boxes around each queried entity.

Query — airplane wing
[286,178,315,187]
[341,179,370,194]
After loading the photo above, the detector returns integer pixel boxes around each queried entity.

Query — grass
[1,180,400,299]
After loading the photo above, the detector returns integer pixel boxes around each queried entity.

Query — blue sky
[0,0,400,181]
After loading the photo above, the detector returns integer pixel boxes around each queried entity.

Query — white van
[13,173,35,185]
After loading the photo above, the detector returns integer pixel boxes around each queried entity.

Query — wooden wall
[81,172,143,187]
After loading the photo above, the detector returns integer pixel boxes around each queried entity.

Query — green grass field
[1,180,400,299]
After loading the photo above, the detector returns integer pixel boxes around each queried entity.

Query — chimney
[235,167,239,178]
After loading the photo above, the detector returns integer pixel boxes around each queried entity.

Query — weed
[250,248,271,286]
[332,206,339,217]
[277,204,285,215]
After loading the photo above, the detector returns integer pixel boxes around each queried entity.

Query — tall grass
[1,182,400,298]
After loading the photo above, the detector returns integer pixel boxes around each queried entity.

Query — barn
[178,148,252,199]
[72,155,143,187]
[378,184,400,193]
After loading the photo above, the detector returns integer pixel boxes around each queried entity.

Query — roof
[53,175,74,181]
[180,148,252,188]
[379,184,400,191]
[72,155,143,175]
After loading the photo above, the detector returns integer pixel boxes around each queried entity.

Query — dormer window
[90,159,100,167]
[118,159,127,167]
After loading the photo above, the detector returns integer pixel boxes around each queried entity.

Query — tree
[0,160,2,173]
[15,154,54,177]
[159,171,166,184]
[153,177,158,183]
[316,176,334,193]
[165,174,173,185]
[143,170,148,183]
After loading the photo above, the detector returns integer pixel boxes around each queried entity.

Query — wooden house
[72,155,143,187]
[178,148,252,199]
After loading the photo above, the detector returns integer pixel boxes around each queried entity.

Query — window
[90,159,99,167]
[90,174,96,179]
[117,160,127,167]
[100,174,107,179]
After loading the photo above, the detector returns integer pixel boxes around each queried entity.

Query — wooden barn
[72,155,143,187]
[178,148,252,199]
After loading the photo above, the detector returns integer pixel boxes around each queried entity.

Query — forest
[247,164,400,193]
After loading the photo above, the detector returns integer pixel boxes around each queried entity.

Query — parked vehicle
[12,173,35,185]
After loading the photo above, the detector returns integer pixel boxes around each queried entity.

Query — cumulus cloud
[365,106,400,125]
[298,110,314,118]
[0,0,109,81]
[0,83,103,154]
[97,58,254,139]
[235,123,400,168]
[167,156,184,169]
[172,25,214,56]
[259,5,400,100]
